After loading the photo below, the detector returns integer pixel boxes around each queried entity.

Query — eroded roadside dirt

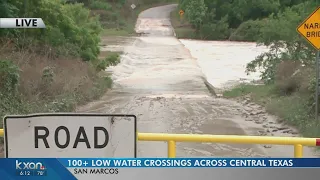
[230,94,320,157]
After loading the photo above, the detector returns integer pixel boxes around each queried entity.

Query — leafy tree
[185,0,207,29]
[246,1,317,82]
[0,0,18,17]
[0,0,102,61]
[0,0,19,36]
[229,19,265,41]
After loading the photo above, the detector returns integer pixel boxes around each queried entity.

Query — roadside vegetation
[0,0,177,132]
[173,0,320,138]
[0,0,121,134]
[172,0,312,41]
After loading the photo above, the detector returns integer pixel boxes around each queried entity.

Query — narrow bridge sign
[3,113,137,158]
[297,6,320,50]
[297,6,320,121]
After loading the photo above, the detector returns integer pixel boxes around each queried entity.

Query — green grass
[223,84,320,139]
[223,84,274,103]
[102,28,135,36]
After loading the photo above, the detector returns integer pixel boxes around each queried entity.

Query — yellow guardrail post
[168,140,176,158]
[294,144,303,158]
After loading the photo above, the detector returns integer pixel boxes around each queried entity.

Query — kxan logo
[16,160,46,170]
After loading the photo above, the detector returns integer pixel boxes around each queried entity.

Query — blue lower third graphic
[2,158,320,179]
[0,158,76,180]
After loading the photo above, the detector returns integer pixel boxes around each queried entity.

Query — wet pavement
[78,4,319,158]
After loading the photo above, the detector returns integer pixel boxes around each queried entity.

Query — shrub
[105,53,120,66]
[0,60,20,93]
[81,48,96,61]
[90,1,112,11]
[199,18,230,40]
[96,59,108,71]
[229,19,264,41]
[96,53,120,71]
[274,61,302,95]
[306,74,320,114]
[39,66,55,97]
[275,76,300,95]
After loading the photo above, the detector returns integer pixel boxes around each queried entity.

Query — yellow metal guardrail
[138,133,320,158]
[0,129,319,158]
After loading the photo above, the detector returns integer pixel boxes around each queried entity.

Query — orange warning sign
[179,10,184,16]
[297,6,320,50]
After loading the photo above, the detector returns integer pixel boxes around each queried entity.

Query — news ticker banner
[1,158,320,179]
[0,18,46,28]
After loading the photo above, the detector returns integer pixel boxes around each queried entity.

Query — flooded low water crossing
[79,4,318,159]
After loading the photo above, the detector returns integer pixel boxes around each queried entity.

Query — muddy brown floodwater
[78,4,319,158]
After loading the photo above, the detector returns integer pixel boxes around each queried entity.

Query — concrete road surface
[78,4,318,158]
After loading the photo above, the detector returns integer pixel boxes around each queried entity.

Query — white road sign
[131,4,136,9]
[3,113,137,158]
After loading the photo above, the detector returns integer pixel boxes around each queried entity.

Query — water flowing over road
[179,40,268,91]
[78,5,318,158]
